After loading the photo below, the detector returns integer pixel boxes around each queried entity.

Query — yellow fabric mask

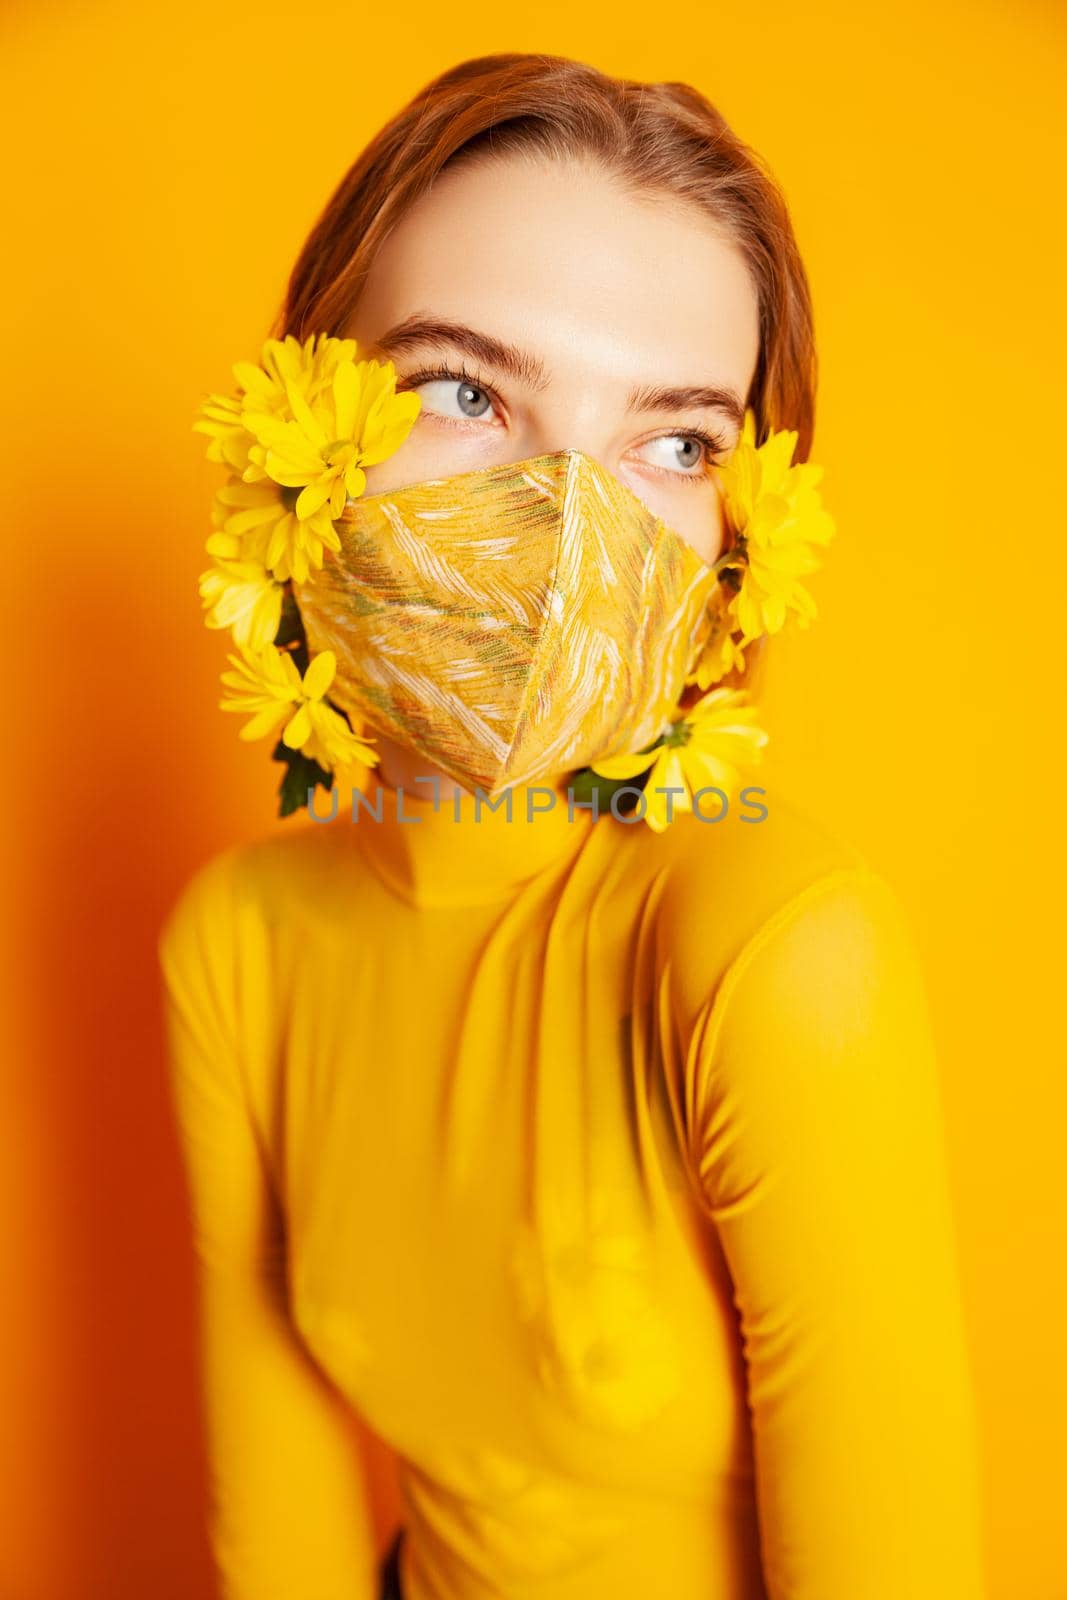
[291,449,719,798]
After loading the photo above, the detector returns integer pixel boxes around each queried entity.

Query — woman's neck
[373,731,466,804]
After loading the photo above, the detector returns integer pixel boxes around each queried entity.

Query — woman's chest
[268,895,753,1495]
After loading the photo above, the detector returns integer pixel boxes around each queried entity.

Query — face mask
[291,449,719,797]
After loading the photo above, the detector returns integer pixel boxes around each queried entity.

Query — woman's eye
[413,377,497,422]
[635,434,711,476]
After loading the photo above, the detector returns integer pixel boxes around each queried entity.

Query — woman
[159,53,986,1600]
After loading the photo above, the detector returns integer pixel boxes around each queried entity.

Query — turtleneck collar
[341,769,599,908]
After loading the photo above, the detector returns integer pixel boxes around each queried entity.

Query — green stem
[711,548,746,578]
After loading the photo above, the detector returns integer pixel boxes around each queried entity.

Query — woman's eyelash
[399,363,731,470]
[670,426,731,461]
[695,427,731,452]
[644,427,732,484]
[399,361,500,403]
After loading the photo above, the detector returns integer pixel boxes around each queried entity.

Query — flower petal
[295,480,331,520]
[301,650,336,701]
[282,705,311,749]
[590,745,661,779]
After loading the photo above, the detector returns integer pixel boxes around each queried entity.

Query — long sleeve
[684,866,986,1598]
[157,852,380,1600]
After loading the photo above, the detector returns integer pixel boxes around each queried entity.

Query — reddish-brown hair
[273,52,822,698]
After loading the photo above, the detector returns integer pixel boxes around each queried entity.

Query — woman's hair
[273,52,821,701]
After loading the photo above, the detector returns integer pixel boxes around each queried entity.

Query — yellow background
[3,0,1063,1594]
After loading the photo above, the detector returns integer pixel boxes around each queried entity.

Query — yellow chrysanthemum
[211,477,340,585]
[241,355,421,519]
[590,686,768,833]
[199,537,284,649]
[289,688,379,774]
[192,333,360,476]
[219,644,378,771]
[688,593,750,691]
[192,392,255,476]
[715,407,836,640]
[233,332,358,419]
[193,335,421,584]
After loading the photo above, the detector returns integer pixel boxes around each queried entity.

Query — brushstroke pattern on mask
[292,450,719,796]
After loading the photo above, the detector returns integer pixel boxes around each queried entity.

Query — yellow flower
[193,335,420,582]
[219,644,378,770]
[715,407,836,640]
[241,354,421,519]
[199,537,284,649]
[590,686,768,833]
[287,673,379,774]
[689,593,749,691]
[211,477,340,585]
[192,333,360,476]
[234,332,358,417]
[191,392,254,476]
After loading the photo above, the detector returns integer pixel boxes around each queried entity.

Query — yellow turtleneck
[157,771,986,1600]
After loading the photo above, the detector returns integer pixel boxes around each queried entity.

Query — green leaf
[273,586,310,673]
[567,764,649,816]
[270,738,333,818]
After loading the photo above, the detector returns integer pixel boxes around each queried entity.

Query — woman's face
[345,154,761,566]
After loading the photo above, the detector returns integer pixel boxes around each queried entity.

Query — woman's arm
[158,854,380,1600]
[684,866,987,1598]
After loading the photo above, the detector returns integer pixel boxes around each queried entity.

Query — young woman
[159,53,986,1600]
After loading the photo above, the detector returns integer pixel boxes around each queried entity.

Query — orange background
[3,1,1064,1595]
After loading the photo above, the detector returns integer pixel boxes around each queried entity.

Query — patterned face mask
[291,449,720,798]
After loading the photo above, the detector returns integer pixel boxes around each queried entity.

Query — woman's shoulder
[157,822,351,962]
[654,781,876,943]
[647,784,901,1033]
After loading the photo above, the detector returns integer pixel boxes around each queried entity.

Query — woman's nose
[518,409,616,473]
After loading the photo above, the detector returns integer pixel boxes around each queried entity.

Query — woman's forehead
[350,155,761,399]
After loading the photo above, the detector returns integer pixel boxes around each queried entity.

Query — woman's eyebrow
[372,314,746,425]
[372,316,551,390]
[626,381,746,428]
